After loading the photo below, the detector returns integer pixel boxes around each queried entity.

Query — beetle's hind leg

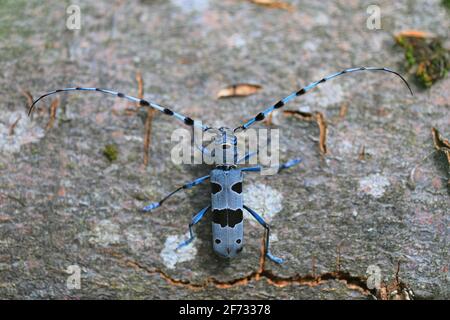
[243,205,284,264]
[176,206,210,250]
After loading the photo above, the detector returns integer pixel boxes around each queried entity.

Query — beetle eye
[231,182,242,194]
[211,182,222,194]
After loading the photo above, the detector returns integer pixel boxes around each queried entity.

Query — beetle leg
[240,158,302,173]
[142,175,210,212]
[176,206,210,250]
[243,205,284,264]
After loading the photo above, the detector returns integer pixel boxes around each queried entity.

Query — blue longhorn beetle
[28,67,412,264]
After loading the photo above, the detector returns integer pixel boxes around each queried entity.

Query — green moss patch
[442,0,450,10]
[102,144,119,162]
[395,34,449,88]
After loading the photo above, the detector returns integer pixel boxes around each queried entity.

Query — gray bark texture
[0,0,448,299]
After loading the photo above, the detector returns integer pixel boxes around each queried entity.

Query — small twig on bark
[283,110,328,155]
[136,72,155,166]
[395,261,401,287]
[311,255,316,278]
[248,0,295,11]
[263,112,274,126]
[358,145,366,160]
[217,83,262,98]
[8,114,22,136]
[339,103,348,119]
[431,127,450,188]
[315,112,327,155]
[336,244,341,273]
[137,71,144,101]
[0,192,26,207]
[46,98,60,130]
[21,89,34,109]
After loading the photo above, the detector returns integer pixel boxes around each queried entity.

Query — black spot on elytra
[231,182,242,194]
[215,239,221,244]
[236,239,241,244]
[213,210,227,227]
[212,209,243,228]
[211,182,222,194]
[228,209,243,228]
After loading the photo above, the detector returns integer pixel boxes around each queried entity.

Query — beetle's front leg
[142,175,210,212]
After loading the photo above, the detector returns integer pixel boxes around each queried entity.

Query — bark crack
[99,236,413,299]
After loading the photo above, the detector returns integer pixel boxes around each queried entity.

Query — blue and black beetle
[28,66,412,263]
